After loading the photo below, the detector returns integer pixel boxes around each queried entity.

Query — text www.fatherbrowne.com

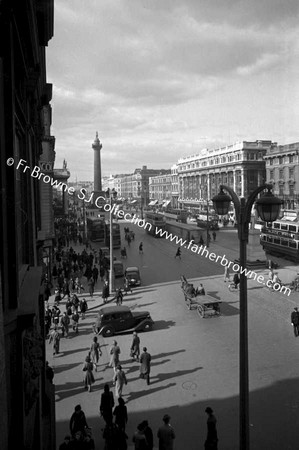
[155,227,291,296]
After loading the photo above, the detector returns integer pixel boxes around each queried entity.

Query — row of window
[261,235,298,249]
[268,154,296,165]
[268,167,296,179]
[179,152,263,171]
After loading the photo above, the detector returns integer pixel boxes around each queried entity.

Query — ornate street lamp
[212,184,282,450]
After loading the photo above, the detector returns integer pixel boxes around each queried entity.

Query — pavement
[48,222,299,450]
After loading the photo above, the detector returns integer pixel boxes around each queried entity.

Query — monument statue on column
[92,131,102,192]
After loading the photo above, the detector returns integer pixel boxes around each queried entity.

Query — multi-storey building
[149,170,172,206]
[264,142,299,209]
[177,140,272,209]
[171,164,179,208]
[120,166,168,207]
[0,1,56,449]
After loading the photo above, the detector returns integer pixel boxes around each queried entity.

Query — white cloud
[48,0,299,179]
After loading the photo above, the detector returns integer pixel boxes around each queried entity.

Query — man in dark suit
[291,307,299,337]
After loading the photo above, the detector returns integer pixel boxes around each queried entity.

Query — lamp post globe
[255,190,283,222]
[212,188,232,216]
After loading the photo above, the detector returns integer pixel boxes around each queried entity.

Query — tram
[196,213,219,230]
[144,211,166,236]
[260,219,299,262]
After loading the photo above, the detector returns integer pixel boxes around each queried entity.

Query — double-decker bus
[144,211,166,236]
[105,220,121,249]
[196,212,219,230]
[260,219,299,262]
[86,217,106,244]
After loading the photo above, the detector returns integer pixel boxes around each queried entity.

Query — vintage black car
[94,305,154,337]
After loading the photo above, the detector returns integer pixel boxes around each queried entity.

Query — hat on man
[205,407,213,414]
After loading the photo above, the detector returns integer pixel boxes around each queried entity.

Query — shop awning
[148,200,158,206]
[162,200,171,207]
[130,200,137,204]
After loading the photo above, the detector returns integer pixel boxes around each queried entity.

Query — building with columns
[177,140,272,209]
[264,142,299,209]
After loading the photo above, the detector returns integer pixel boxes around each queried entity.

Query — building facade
[171,164,179,208]
[149,170,172,205]
[177,140,272,209]
[120,166,168,207]
[0,2,56,449]
[264,142,299,209]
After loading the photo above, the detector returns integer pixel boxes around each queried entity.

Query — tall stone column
[92,132,102,192]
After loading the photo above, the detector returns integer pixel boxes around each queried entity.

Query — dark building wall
[0,1,55,449]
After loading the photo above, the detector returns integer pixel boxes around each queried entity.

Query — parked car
[94,305,154,337]
[125,266,141,286]
[113,260,124,277]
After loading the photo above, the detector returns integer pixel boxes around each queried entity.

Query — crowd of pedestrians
[50,221,220,449]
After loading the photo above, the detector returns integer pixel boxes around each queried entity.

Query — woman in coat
[139,347,151,385]
[48,326,60,355]
[113,397,128,432]
[100,384,115,425]
[90,336,102,371]
[109,341,121,369]
[113,365,127,398]
[82,355,95,392]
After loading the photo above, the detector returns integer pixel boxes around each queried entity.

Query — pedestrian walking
[102,281,109,304]
[109,340,121,369]
[83,432,95,450]
[204,407,218,450]
[48,326,60,355]
[100,384,115,425]
[116,288,123,306]
[88,276,95,298]
[139,242,143,254]
[72,293,80,312]
[45,361,54,384]
[100,265,105,282]
[92,265,99,284]
[291,307,299,337]
[223,266,230,282]
[72,310,80,334]
[82,355,95,392]
[80,298,88,319]
[60,311,70,337]
[157,414,175,450]
[140,420,153,450]
[90,335,102,371]
[212,231,216,241]
[58,435,72,450]
[139,347,151,385]
[174,247,181,259]
[113,365,127,398]
[130,331,140,361]
[69,404,89,438]
[124,276,133,295]
[113,397,128,432]
[132,423,148,450]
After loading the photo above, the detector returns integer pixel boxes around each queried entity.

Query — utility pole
[206,199,209,248]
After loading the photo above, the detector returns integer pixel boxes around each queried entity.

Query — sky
[46,0,299,181]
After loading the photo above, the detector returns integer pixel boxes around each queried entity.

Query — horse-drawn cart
[180,275,222,318]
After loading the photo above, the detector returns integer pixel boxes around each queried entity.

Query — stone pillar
[92,132,102,192]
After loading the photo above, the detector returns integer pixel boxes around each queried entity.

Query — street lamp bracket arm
[242,183,273,224]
